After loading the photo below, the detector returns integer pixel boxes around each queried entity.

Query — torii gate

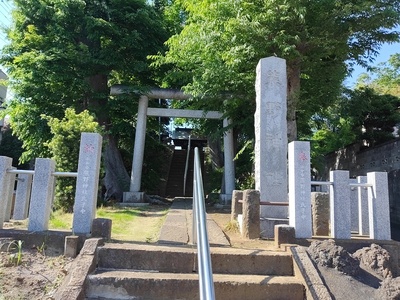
[110,85,235,203]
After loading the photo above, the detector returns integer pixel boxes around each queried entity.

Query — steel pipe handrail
[311,181,333,186]
[183,135,192,196]
[52,172,78,177]
[6,168,78,177]
[6,169,34,175]
[192,147,215,300]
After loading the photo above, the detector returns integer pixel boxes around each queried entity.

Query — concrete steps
[85,243,305,300]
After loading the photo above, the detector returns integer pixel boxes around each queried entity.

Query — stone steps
[86,271,304,300]
[84,243,305,300]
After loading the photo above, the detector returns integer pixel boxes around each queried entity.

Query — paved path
[158,198,230,247]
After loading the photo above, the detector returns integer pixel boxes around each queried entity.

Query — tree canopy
[154,0,400,141]
[1,0,170,201]
[356,53,400,97]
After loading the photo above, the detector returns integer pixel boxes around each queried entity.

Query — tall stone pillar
[255,57,288,232]
[124,95,149,202]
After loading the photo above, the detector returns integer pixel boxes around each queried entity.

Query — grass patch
[49,210,73,230]
[224,220,239,233]
[48,205,169,242]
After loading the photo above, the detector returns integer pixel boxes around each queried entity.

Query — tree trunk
[103,134,131,200]
[287,59,301,142]
[86,74,130,201]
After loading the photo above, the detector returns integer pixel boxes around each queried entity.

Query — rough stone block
[91,218,112,240]
[274,224,295,248]
[242,189,260,239]
[311,192,329,236]
[64,235,79,258]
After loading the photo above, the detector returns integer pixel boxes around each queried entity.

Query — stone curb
[290,246,333,300]
[53,238,104,300]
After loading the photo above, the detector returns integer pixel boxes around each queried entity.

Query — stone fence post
[368,172,391,240]
[0,156,13,229]
[231,190,243,221]
[330,170,351,239]
[242,189,260,239]
[4,168,16,222]
[357,176,369,235]
[13,173,33,220]
[28,158,56,231]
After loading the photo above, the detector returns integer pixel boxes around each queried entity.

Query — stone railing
[231,141,391,241]
[0,132,102,234]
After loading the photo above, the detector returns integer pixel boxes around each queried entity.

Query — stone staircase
[165,149,205,198]
[85,243,305,300]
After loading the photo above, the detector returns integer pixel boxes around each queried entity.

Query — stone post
[72,133,103,234]
[231,190,243,221]
[367,172,391,240]
[124,95,149,203]
[357,176,369,236]
[350,178,358,233]
[28,158,56,231]
[329,170,351,239]
[311,192,329,236]
[13,174,33,220]
[288,141,312,238]
[221,118,235,204]
[4,170,16,221]
[242,189,260,239]
[0,156,13,229]
[254,57,288,237]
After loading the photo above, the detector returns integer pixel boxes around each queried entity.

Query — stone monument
[255,57,288,238]
[72,133,102,234]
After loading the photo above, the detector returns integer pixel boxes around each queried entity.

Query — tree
[153,0,400,142]
[356,53,400,97]
[341,87,400,147]
[1,0,169,200]
[44,108,101,211]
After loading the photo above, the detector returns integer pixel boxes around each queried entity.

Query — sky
[0,1,399,88]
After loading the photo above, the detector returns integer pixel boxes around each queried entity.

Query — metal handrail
[183,135,192,196]
[192,147,215,300]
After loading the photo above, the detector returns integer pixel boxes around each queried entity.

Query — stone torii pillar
[110,86,236,203]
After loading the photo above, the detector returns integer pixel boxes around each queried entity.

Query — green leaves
[44,108,101,211]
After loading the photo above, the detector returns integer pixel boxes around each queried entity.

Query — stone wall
[322,139,400,225]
